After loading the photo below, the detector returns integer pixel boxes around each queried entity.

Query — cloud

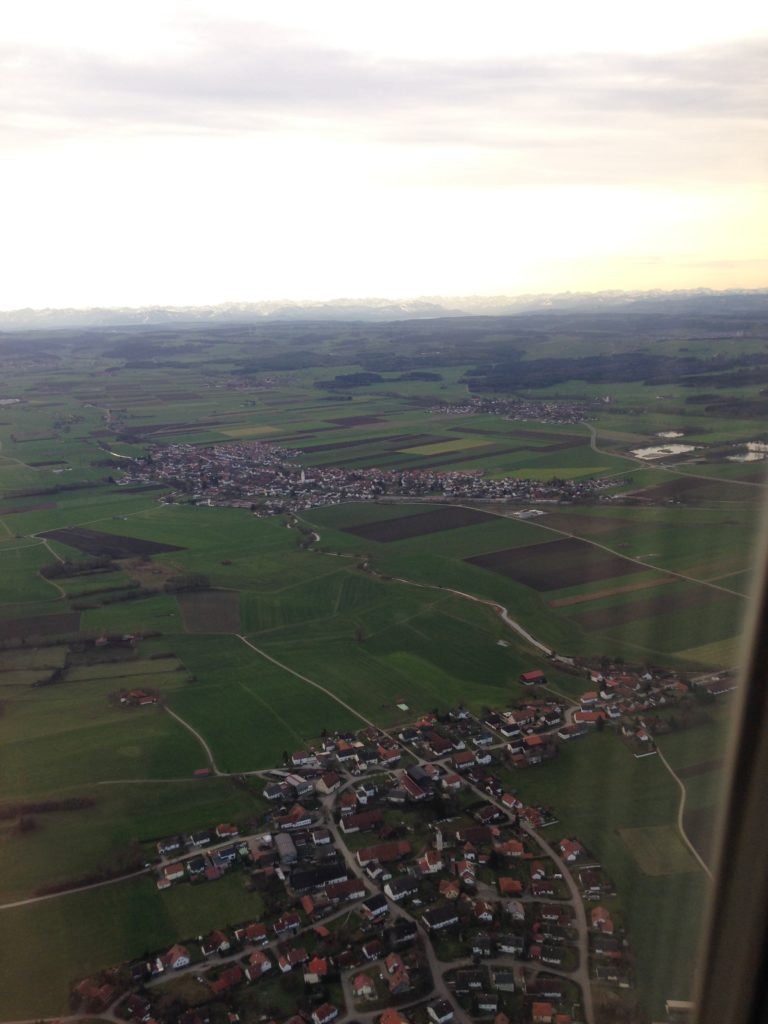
[1,22,765,186]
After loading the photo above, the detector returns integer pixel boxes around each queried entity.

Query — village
[73,659,733,1024]
[114,442,621,516]
[426,399,595,426]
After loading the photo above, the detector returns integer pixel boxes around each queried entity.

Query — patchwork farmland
[39,527,184,559]
[0,312,765,1021]
[341,504,496,541]
[465,537,648,590]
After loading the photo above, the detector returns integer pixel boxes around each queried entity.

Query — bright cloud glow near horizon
[1,0,766,310]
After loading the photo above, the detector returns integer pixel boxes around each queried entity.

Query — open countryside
[0,303,764,1024]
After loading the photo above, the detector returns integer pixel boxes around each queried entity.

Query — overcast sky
[1,0,766,309]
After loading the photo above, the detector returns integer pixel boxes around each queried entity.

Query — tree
[163,572,210,592]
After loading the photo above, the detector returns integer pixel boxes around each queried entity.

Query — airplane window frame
[694,513,768,1024]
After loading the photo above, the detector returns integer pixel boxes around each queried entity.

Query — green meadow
[503,731,710,1020]
[0,872,264,1018]
[0,315,764,1019]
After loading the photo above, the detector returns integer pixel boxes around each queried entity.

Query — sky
[1,0,766,309]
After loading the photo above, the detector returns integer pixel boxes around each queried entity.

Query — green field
[0,778,267,904]
[399,437,490,455]
[503,732,710,1019]
[618,825,701,875]
[0,872,264,1018]
[0,313,763,1022]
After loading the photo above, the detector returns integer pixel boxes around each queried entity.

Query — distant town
[427,398,596,424]
[118,443,622,516]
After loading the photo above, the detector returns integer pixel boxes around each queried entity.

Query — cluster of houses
[73,663,717,1024]
[448,964,578,1022]
[77,726,625,1024]
[155,824,247,889]
[115,439,611,515]
[550,663,731,755]
[427,396,594,426]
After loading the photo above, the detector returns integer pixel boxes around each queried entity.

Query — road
[236,634,381,731]
[302,524,552,658]
[229,529,599,1020]
[380,573,553,656]
[655,744,713,878]
[321,789,474,1024]
[524,826,595,1024]
[0,504,655,1016]
[0,867,151,911]
[448,497,746,600]
[164,705,222,774]
[584,421,768,489]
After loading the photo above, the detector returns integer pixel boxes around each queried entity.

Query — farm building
[520,670,547,685]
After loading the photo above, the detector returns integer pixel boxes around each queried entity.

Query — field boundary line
[439,497,747,599]
[235,634,379,729]
[297,518,553,656]
[383,574,553,656]
[656,744,713,879]
[236,680,305,747]
[163,705,221,774]
[0,867,150,911]
[509,516,745,597]
[39,538,64,564]
[320,496,745,598]
[96,776,215,784]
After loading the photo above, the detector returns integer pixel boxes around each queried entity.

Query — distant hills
[1,288,767,329]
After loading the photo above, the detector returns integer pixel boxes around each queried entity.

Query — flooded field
[630,443,697,460]
[728,441,768,463]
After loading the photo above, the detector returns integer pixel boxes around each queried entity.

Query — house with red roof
[340,808,384,834]
[417,848,444,874]
[316,771,341,794]
[495,838,525,858]
[356,840,411,866]
[308,955,329,977]
[591,906,614,934]
[558,838,585,862]
[573,709,606,725]
[532,1002,555,1024]
[161,944,190,970]
[439,878,461,900]
[234,921,267,945]
[338,791,359,815]
[215,823,239,839]
[208,965,243,995]
[377,745,401,765]
[200,929,230,957]
[325,877,366,902]
[452,750,476,771]
[388,966,411,996]
[380,1010,409,1024]
[520,669,546,685]
[273,911,301,936]
[311,1004,338,1024]
[244,951,272,981]
[352,974,375,999]
[498,877,523,896]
